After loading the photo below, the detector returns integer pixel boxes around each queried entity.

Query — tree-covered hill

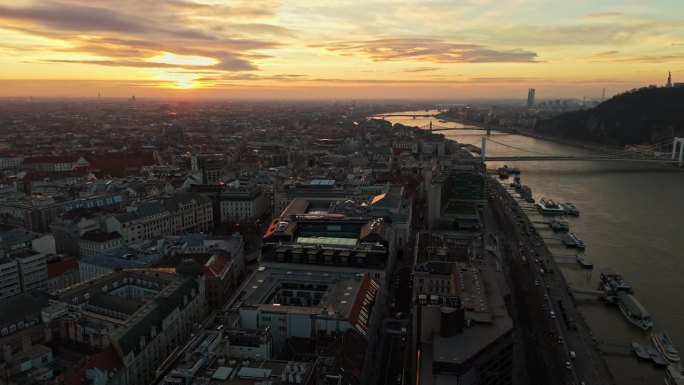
[536,87,684,146]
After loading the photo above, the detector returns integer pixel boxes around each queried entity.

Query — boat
[536,198,567,215]
[664,364,684,385]
[548,216,569,231]
[520,186,535,203]
[562,232,585,249]
[600,269,633,303]
[648,347,669,366]
[631,342,651,360]
[653,333,681,364]
[618,291,652,330]
[576,253,593,269]
[497,167,510,179]
[561,202,580,216]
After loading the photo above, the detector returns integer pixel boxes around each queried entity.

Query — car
[543,295,549,300]
[570,351,577,359]
[534,280,539,286]
[565,361,572,370]
[549,311,556,319]
[558,337,564,344]
[395,312,404,319]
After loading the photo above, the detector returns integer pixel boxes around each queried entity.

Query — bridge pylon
[481,136,487,161]
[673,137,684,167]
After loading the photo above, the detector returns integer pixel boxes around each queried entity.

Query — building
[106,201,171,244]
[50,210,104,256]
[21,154,89,172]
[0,229,54,295]
[203,239,245,310]
[427,165,486,230]
[0,257,20,299]
[409,232,513,385]
[231,266,379,355]
[104,193,213,245]
[261,197,396,292]
[79,230,124,257]
[219,181,269,224]
[273,179,347,217]
[526,88,536,109]
[15,250,49,292]
[52,264,207,385]
[164,193,214,234]
[46,255,80,293]
[0,291,54,364]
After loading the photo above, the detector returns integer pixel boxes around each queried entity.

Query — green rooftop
[296,236,358,247]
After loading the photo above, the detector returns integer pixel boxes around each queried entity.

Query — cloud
[0,0,281,76]
[613,54,684,63]
[582,12,624,19]
[317,37,538,63]
[0,2,215,40]
[403,67,441,73]
[588,50,620,58]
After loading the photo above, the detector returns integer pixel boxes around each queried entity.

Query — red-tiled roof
[347,274,379,338]
[46,256,79,279]
[203,253,231,277]
[22,154,83,164]
[84,151,159,177]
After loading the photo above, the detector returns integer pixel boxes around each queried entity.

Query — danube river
[379,111,684,385]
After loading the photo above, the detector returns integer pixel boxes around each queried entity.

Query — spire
[667,71,673,88]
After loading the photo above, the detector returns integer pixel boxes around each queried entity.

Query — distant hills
[535,87,684,146]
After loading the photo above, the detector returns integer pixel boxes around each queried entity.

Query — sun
[174,77,197,89]
[154,73,205,90]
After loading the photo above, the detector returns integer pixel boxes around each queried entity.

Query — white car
[565,361,572,370]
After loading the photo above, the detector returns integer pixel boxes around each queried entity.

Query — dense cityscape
[0,87,678,385]
[2,1,684,385]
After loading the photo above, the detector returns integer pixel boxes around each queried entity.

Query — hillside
[536,87,684,146]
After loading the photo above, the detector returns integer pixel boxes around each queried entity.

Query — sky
[1,0,683,100]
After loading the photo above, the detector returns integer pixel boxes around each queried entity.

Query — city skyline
[1,0,683,99]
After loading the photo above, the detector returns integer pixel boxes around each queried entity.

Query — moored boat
[664,364,684,385]
[617,291,652,330]
[536,197,567,215]
[653,332,681,364]
[562,232,585,249]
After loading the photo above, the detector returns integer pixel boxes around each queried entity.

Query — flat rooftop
[234,267,371,319]
[418,261,512,379]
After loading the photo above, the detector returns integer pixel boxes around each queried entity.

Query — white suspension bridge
[415,123,684,166]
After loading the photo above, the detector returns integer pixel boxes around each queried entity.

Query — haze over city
[1,0,683,99]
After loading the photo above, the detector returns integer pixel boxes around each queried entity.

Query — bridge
[474,136,684,165]
[377,113,437,118]
[410,121,684,166]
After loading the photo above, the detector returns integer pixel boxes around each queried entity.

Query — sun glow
[155,72,207,90]
[147,52,219,67]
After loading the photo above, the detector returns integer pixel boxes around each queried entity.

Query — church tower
[190,148,198,172]
[667,71,673,88]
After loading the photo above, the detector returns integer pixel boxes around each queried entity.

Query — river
[377,111,684,385]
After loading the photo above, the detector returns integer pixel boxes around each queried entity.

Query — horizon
[1,0,683,99]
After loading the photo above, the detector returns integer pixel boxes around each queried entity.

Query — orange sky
[1,0,683,100]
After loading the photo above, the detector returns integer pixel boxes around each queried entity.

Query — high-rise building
[526,88,536,109]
